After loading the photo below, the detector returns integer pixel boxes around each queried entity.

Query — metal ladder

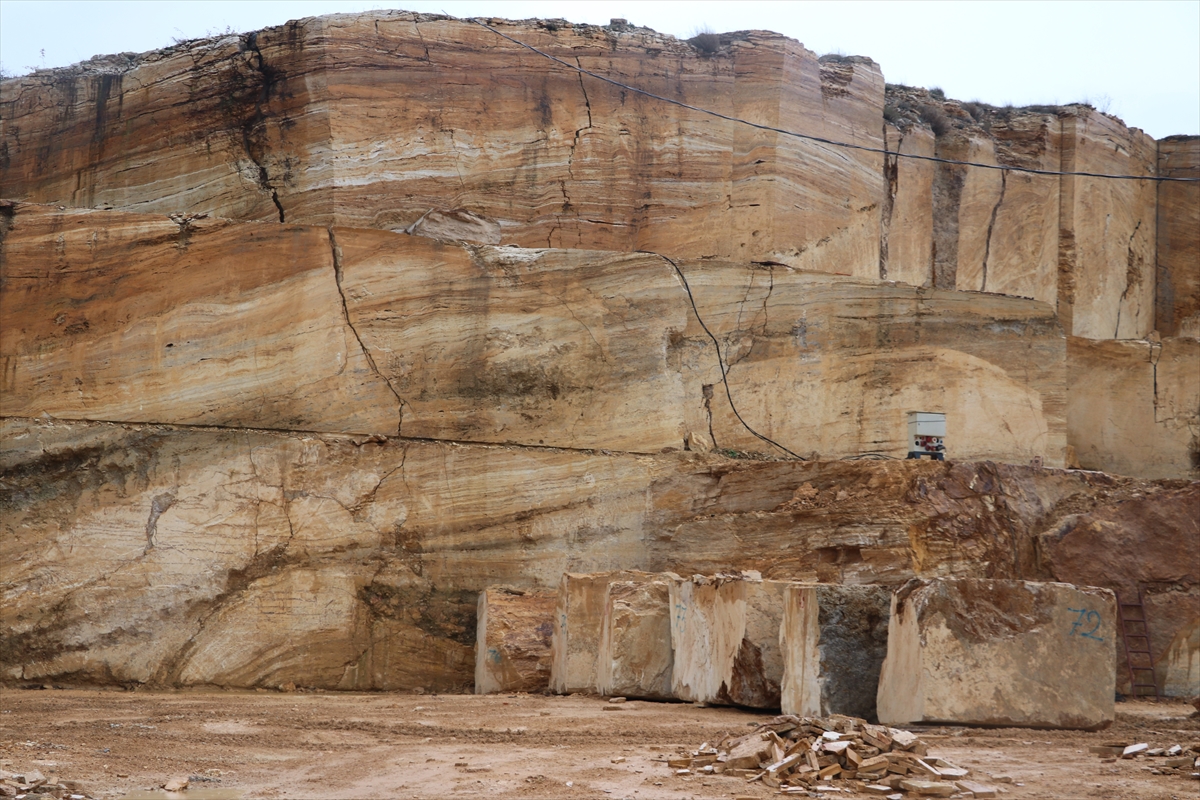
[1116,589,1160,700]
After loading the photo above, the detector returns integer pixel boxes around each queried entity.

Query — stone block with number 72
[876,578,1116,730]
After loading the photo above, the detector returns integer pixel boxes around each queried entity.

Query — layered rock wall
[1,202,1069,464]
[3,415,1194,691]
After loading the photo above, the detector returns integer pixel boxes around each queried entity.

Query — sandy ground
[1,689,1197,800]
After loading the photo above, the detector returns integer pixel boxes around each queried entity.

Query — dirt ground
[1,689,1197,800]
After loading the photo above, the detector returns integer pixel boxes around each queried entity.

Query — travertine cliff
[1,13,1192,343]
[0,10,1196,696]
[1,202,1067,463]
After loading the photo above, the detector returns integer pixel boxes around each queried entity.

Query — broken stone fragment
[474,587,556,694]
[876,578,1117,730]
[780,583,891,720]
[596,577,676,700]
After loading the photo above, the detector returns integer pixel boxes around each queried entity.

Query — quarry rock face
[550,570,657,694]
[1,202,1069,464]
[1067,336,1200,480]
[1,13,1191,347]
[0,8,1196,696]
[596,578,676,699]
[1,417,1194,692]
[780,584,891,720]
[721,578,790,708]
[1156,136,1200,338]
[475,588,556,694]
[876,579,1117,730]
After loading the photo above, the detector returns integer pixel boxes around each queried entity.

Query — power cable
[468,18,1199,184]
[638,250,805,461]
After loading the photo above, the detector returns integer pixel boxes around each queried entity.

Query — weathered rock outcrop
[1,202,1069,464]
[1066,336,1200,480]
[779,584,891,720]
[876,579,1117,730]
[2,417,1194,691]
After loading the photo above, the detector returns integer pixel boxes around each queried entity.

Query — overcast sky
[1,0,1197,139]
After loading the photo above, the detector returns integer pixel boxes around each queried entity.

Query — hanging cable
[467,18,1198,184]
[638,250,805,461]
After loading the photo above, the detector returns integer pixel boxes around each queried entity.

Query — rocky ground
[1,689,1196,799]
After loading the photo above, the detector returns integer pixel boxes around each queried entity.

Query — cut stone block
[780,583,892,720]
[474,587,556,694]
[876,578,1116,730]
[596,577,676,699]
[669,572,790,707]
[549,570,656,694]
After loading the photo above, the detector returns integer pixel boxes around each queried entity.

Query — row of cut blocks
[476,572,1118,730]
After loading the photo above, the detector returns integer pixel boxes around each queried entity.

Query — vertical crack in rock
[575,57,593,129]
[702,383,718,449]
[879,129,900,280]
[327,228,405,436]
[980,168,1007,293]
[931,150,965,289]
[1114,219,1144,338]
[143,491,177,555]
[241,31,286,223]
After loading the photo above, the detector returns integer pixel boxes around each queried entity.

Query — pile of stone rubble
[1090,741,1200,778]
[667,714,998,798]
[0,768,92,799]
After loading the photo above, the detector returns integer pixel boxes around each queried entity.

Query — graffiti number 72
[1067,607,1104,642]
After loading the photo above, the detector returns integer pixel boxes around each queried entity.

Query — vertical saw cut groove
[879,127,900,281]
[327,227,404,436]
[980,168,1007,292]
[638,250,804,460]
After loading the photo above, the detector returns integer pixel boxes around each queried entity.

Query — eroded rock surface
[877,578,1117,730]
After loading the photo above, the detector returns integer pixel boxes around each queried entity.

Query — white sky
[1,0,1197,139]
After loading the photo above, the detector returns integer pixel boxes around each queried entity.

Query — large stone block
[596,578,676,699]
[549,570,657,694]
[474,587,556,694]
[668,573,788,707]
[876,578,1117,730]
[780,583,891,720]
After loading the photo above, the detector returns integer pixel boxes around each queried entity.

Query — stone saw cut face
[475,587,556,694]
[596,577,677,700]
[876,578,1117,730]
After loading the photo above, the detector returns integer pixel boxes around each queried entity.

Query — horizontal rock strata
[876,578,1117,730]
[780,583,891,720]
[1,14,1187,344]
[0,202,1069,464]
[1,417,1194,691]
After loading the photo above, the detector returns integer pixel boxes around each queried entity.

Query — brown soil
[1,690,1197,799]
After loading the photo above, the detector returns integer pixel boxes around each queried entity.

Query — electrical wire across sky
[468,18,1199,184]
